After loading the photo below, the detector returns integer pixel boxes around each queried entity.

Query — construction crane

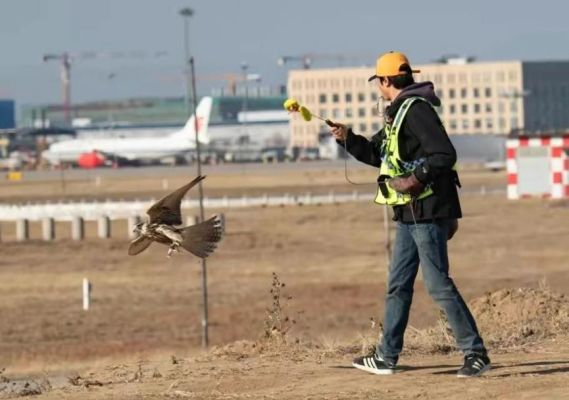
[42,53,72,124]
[43,50,167,125]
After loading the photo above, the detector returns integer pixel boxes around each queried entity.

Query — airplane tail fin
[170,96,213,143]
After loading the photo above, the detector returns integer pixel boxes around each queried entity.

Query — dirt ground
[1,165,569,399]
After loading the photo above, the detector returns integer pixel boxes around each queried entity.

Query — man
[330,51,490,378]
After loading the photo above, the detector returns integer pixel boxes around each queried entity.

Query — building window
[474,119,482,128]
[371,92,378,101]
[510,101,518,112]
[358,108,366,117]
[319,94,327,104]
[358,93,365,102]
[511,117,518,129]
[462,119,469,129]
[485,103,492,113]
[485,87,492,97]
[461,88,468,98]
[486,118,493,129]
[332,94,339,103]
[346,108,353,118]
[449,119,457,130]
[371,123,380,131]
[473,88,480,98]
[474,104,480,113]
[449,89,456,99]
[320,109,327,118]
[359,123,366,133]
[332,109,341,118]
[461,104,468,114]
[497,71,505,83]
[345,93,352,103]
[436,89,443,99]
[449,104,456,114]
[498,102,505,112]
[499,118,506,129]
[371,107,379,116]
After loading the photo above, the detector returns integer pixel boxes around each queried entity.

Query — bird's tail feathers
[180,215,223,258]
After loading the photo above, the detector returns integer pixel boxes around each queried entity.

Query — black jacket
[340,82,462,222]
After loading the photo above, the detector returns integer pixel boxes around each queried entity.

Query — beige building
[287,58,569,148]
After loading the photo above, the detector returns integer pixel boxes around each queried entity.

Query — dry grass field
[1,164,569,399]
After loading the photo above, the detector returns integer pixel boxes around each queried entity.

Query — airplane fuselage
[42,136,196,163]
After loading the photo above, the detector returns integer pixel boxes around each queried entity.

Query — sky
[1,0,569,107]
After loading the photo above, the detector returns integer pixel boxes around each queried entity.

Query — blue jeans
[377,219,486,364]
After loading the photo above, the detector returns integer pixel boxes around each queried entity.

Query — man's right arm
[331,125,383,168]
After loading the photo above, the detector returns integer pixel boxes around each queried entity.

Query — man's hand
[388,174,424,197]
[330,123,348,141]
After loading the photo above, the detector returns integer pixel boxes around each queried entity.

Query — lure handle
[325,119,342,128]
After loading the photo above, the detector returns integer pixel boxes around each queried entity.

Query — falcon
[128,175,223,258]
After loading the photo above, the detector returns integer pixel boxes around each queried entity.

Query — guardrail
[0,187,504,242]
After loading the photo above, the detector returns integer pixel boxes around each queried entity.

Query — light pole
[179,6,209,349]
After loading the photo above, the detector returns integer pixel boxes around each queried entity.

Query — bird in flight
[128,175,223,258]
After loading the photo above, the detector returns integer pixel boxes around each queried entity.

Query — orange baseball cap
[368,51,421,81]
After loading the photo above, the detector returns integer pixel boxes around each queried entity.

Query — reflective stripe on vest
[374,96,434,206]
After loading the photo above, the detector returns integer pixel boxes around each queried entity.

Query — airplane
[41,97,213,167]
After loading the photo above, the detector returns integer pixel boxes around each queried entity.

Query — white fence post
[71,217,85,241]
[16,219,29,241]
[82,278,91,311]
[97,216,111,239]
[41,217,55,241]
[186,215,197,226]
[127,215,142,239]
[218,213,226,233]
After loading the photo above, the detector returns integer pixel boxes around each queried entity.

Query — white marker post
[82,278,91,311]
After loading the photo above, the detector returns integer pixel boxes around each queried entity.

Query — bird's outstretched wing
[180,215,223,258]
[128,235,154,256]
[146,175,205,225]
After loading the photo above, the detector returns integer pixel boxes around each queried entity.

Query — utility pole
[180,6,209,349]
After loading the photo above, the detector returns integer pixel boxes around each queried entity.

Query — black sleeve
[404,102,457,183]
[336,129,383,168]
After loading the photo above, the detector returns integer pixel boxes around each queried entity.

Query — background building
[287,58,569,148]
[0,100,15,130]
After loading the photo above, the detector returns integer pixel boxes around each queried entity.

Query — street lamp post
[180,7,209,349]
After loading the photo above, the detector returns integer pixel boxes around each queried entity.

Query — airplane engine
[78,151,106,169]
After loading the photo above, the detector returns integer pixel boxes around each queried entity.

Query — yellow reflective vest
[374,96,435,206]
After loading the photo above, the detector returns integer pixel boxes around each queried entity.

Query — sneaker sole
[352,362,396,375]
[457,364,491,378]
